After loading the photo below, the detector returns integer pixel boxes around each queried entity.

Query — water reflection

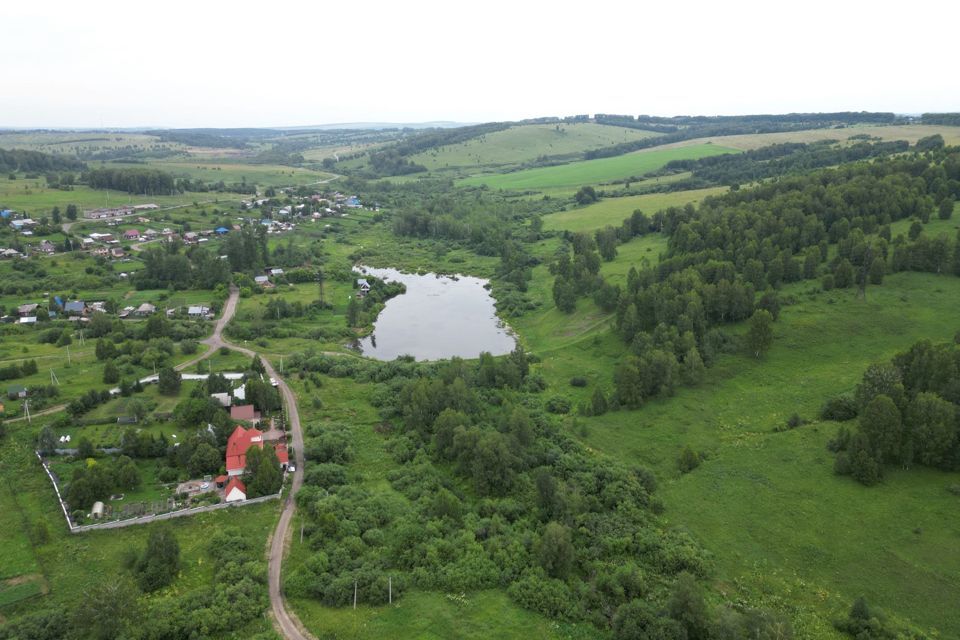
[355,266,517,361]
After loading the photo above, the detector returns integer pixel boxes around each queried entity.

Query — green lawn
[458,143,737,193]
[542,187,728,233]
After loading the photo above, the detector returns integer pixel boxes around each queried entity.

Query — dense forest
[82,167,176,195]
[0,146,86,173]
[551,147,960,409]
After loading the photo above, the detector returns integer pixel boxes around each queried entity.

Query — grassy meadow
[542,187,728,233]
[513,226,960,637]
[458,143,737,194]
[410,122,660,172]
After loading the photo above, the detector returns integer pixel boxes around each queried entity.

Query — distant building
[187,305,210,317]
[7,384,27,399]
[123,229,140,241]
[17,303,38,317]
[356,278,371,298]
[135,303,156,316]
[64,300,85,316]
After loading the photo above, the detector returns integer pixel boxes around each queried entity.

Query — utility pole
[353,580,357,610]
[389,576,392,604]
[24,400,31,424]
[50,369,59,386]
[66,346,71,366]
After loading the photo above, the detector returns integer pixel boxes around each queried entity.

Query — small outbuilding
[91,501,105,519]
[225,478,246,503]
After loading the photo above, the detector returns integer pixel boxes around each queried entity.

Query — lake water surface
[355,266,517,361]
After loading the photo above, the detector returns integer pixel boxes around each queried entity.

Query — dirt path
[184,287,312,640]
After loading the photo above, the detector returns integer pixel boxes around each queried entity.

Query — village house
[254,275,272,288]
[356,278,371,298]
[10,219,37,232]
[123,229,140,241]
[7,384,27,399]
[183,231,198,244]
[64,300,86,316]
[187,305,210,318]
[38,240,56,254]
[210,392,232,407]
[110,247,125,259]
[17,303,38,317]
[135,303,156,316]
[225,425,289,479]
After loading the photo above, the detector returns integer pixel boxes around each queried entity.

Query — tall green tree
[746,309,773,358]
[134,527,180,592]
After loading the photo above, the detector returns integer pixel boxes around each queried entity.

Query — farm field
[0,131,180,156]
[410,122,660,172]
[458,143,737,193]
[0,178,230,215]
[542,186,728,232]
[661,123,960,152]
[105,160,335,188]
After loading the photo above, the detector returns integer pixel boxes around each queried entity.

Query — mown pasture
[542,187,728,233]
[458,143,737,194]
[410,122,660,172]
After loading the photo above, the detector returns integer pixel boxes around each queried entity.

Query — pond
[355,266,517,361]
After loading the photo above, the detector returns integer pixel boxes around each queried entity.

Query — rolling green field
[410,122,660,172]
[542,187,728,232]
[513,244,960,636]
[0,177,230,216]
[458,143,737,193]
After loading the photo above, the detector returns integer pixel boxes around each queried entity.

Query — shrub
[820,394,858,421]
[545,396,571,414]
[569,376,588,388]
[678,446,700,474]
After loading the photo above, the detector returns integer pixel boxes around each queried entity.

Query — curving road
[184,287,312,640]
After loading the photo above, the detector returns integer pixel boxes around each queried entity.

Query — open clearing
[542,186,728,232]
[410,122,660,171]
[458,143,737,193]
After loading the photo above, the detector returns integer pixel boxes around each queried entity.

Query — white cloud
[2,0,957,127]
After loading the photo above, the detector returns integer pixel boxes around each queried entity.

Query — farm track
[185,286,312,640]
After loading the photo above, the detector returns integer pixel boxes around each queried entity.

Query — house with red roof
[225,425,289,478]
[224,477,246,502]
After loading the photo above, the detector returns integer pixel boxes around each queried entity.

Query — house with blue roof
[215,227,229,235]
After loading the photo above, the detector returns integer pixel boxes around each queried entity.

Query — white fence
[36,451,280,534]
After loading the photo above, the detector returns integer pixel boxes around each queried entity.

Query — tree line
[0,146,86,174]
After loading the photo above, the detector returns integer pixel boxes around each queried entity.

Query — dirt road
[186,287,311,640]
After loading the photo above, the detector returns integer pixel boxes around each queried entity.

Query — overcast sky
[2,0,957,128]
